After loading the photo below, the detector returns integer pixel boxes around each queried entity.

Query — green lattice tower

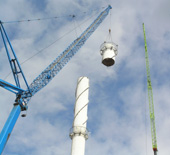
[143,23,158,155]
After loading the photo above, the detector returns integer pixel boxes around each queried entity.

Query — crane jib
[23,5,112,103]
[0,5,114,154]
[143,23,158,154]
[0,5,112,154]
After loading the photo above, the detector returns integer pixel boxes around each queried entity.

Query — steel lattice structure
[143,23,158,155]
[0,5,112,153]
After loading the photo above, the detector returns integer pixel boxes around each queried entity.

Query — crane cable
[1,6,107,24]
[72,15,84,39]
[3,8,104,80]
[104,8,113,42]
[2,16,64,24]
[72,15,78,38]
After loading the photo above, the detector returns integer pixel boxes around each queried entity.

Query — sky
[0,0,170,155]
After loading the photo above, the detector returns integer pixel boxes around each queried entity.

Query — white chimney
[70,77,89,155]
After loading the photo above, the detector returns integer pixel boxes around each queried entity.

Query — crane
[0,5,112,154]
[143,23,158,155]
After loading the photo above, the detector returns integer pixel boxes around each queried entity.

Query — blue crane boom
[23,5,112,103]
[0,5,112,154]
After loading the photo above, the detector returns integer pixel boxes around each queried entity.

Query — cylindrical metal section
[100,42,118,66]
[71,135,86,155]
[70,76,89,155]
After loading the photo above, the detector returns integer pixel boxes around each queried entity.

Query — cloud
[0,0,170,155]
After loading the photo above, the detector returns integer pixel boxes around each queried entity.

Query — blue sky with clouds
[0,0,170,155]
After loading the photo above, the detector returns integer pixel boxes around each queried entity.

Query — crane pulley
[0,5,112,153]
